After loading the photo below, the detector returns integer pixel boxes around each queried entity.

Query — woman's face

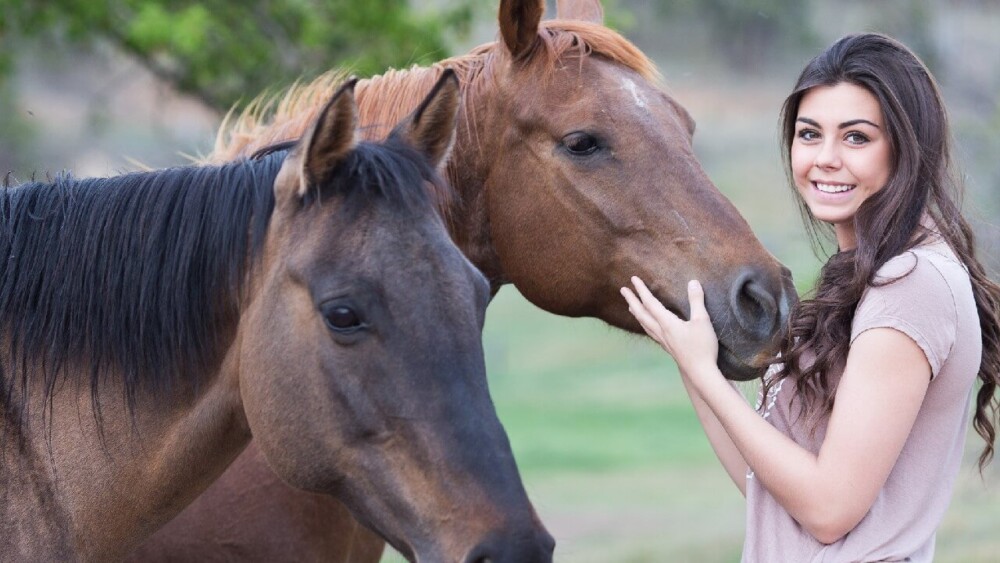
[791,82,892,250]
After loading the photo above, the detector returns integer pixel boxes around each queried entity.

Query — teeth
[815,182,855,193]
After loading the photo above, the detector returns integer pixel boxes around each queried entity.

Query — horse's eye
[324,306,363,331]
[562,132,599,156]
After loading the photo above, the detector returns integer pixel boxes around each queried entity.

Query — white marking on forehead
[621,78,647,109]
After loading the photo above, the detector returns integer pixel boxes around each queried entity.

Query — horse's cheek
[237,289,333,490]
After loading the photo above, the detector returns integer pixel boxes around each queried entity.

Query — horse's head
[476,0,795,379]
[238,74,553,562]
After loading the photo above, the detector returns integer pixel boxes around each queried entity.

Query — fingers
[621,278,718,365]
[687,279,709,320]
[629,276,680,328]
[620,287,663,340]
[629,276,657,304]
[623,277,712,326]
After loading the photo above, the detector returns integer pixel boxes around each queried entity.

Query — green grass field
[384,286,1000,562]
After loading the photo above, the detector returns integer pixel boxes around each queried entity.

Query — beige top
[743,240,982,563]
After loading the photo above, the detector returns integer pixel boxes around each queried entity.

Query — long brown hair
[764,33,1000,469]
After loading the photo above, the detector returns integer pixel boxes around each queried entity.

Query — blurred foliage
[0,0,477,111]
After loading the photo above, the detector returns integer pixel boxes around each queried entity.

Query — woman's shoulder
[861,245,960,327]
[858,246,955,324]
[854,239,976,377]
[873,239,966,291]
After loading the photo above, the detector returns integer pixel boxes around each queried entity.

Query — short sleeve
[850,252,958,379]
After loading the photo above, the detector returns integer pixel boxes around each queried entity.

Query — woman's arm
[678,374,750,495]
[623,279,749,492]
[622,278,931,544]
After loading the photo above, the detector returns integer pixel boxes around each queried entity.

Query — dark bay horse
[134,0,797,559]
[1,75,553,562]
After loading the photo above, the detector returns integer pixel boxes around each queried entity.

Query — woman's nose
[814,140,841,169]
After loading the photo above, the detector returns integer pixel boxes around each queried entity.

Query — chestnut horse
[2,75,553,562]
[133,0,796,560]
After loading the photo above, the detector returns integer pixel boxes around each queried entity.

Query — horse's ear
[298,78,359,196]
[394,69,460,169]
[556,0,604,23]
[498,0,544,61]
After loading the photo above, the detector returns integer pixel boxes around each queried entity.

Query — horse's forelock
[308,140,455,227]
[535,21,660,84]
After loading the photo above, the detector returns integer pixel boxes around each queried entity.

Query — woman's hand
[620,277,720,379]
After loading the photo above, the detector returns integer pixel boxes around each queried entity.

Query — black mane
[0,153,282,415]
[0,136,447,422]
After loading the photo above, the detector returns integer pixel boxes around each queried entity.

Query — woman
[621,33,1000,562]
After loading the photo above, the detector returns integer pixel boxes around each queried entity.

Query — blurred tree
[0,0,477,112]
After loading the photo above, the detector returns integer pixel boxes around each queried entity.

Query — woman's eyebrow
[839,118,880,129]
[796,116,880,129]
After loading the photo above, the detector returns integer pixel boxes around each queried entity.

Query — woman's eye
[562,132,600,156]
[845,132,870,145]
[796,129,819,141]
[325,306,362,331]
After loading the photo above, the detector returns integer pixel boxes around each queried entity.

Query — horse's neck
[0,381,75,558]
[0,456,73,559]
[0,349,250,560]
[357,57,509,289]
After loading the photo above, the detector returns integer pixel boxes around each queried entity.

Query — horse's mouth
[718,345,766,382]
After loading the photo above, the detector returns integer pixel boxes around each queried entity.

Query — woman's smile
[812,181,855,194]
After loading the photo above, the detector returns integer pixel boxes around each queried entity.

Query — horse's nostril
[462,528,554,563]
[740,281,768,318]
[463,542,494,563]
[731,269,780,338]
[464,550,493,563]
